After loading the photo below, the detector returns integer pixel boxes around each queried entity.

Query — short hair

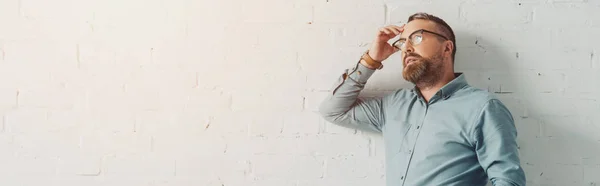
[408,12,456,62]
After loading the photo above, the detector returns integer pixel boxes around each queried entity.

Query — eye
[394,40,405,48]
[412,35,423,44]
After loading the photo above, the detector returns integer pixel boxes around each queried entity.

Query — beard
[402,53,444,87]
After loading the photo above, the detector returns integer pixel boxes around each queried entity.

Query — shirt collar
[412,73,468,100]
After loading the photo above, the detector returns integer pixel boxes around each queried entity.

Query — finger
[383,27,399,37]
[386,26,401,35]
[390,25,404,33]
[379,27,392,35]
[394,25,406,33]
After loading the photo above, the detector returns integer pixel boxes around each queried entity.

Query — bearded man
[318,12,526,186]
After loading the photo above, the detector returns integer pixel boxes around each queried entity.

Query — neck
[416,70,455,103]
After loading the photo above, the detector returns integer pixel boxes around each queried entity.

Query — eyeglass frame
[392,29,450,50]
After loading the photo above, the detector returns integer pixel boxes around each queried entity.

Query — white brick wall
[0,0,599,185]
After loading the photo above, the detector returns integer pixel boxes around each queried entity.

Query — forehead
[400,19,438,39]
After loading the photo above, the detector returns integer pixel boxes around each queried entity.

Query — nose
[403,42,414,53]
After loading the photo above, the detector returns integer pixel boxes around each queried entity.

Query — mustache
[404,53,422,61]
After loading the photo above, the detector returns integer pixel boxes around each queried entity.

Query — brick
[320,23,381,48]
[81,109,136,134]
[176,88,232,115]
[246,178,297,186]
[538,115,585,138]
[322,121,360,135]
[231,90,304,112]
[2,42,85,110]
[246,112,285,137]
[460,1,533,28]
[593,50,600,69]
[282,111,322,135]
[550,28,600,52]
[296,135,370,157]
[3,108,48,133]
[583,155,600,165]
[325,156,381,178]
[0,44,4,63]
[93,133,152,158]
[297,177,385,186]
[369,135,386,158]
[590,116,600,141]
[204,111,250,135]
[17,84,86,110]
[3,39,78,68]
[501,70,568,94]
[0,1,19,30]
[123,65,197,111]
[457,47,525,71]
[525,95,579,117]
[0,155,58,178]
[255,24,303,54]
[304,91,329,112]
[388,1,461,25]
[186,0,243,24]
[533,5,597,28]
[518,49,590,69]
[295,24,337,55]
[56,153,102,177]
[458,27,552,53]
[134,110,209,138]
[584,165,600,185]
[250,154,324,179]
[240,0,312,23]
[551,0,590,3]
[225,136,298,155]
[538,163,583,185]
[102,153,175,177]
[299,47,367,91]
[176,154,248,182]
[536,137,586,165]
[0,88,16,112]
[313,1,385,24]
[84,81,132,114]
[514,135,543,168]
[563,69,600,96]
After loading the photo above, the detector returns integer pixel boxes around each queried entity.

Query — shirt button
[401,176,404,180]
[416,126,420,129]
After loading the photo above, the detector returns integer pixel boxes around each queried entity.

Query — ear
[444,41,453,56]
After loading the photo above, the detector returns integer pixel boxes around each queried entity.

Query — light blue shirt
[318,62,526,186]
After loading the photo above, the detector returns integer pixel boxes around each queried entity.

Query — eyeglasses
[392,29,449,50]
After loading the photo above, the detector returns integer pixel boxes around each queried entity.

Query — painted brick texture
[0,0,599,185]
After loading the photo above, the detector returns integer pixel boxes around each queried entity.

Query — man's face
[398,19,448,85]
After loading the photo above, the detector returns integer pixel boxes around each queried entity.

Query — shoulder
[459,86,516,139]
[457,85,507,110]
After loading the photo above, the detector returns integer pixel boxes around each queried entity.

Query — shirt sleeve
[318,61,387,133]
[473,99,527,186]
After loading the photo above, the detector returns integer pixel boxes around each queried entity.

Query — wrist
[361,50,383,70]
[367,50,385,62]
[360,59,378,70]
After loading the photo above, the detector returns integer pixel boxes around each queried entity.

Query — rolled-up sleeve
[318,61,385,133]
[473,99,527,186]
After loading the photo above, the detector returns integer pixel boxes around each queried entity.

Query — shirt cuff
[347,62,376,84]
